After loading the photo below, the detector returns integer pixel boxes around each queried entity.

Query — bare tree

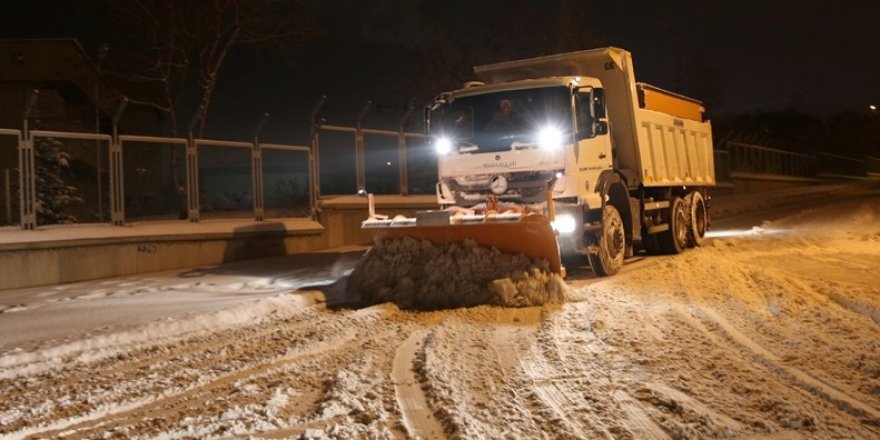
[390,0,603,106]
[102,0,315,218]
[107,0,317,137]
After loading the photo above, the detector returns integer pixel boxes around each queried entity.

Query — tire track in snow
[20,327,363,439]
[392,329,445,440]
[495,305,654,439]
[5,306,396,439]
[1,304,324,396]
[674,261,880,426]
[566,283,789,438]
[543,303,668,439]
[692,301,880,423]
[646,381,746,432]
[516,348,593,439]
[824,290,880,325]
[0,305,332,433]
[489,322,545,434]
[489,315,594,438]
[613,390,671,440]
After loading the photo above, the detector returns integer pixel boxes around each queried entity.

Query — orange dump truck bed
[637,82,705,122]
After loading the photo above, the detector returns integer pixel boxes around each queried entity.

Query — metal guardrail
[713,150,731,182]
[30,130,112,142]
[726,141,817,179]
[0,126,314,230]
[714,140,873,182]
[817,152,867,180]
[315,124,427,197]
[118,135,188,223]
[2,119,875,231]
[312,98,427,198]
[0,129,22,229]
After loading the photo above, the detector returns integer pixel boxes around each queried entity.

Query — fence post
[397,105,414,196]
[309,95,326,219]
[109,98,128,225]
[186,109,202,222]
[355,101,371,193]
[20,90,39,230]
[4,168,10,224]
[252,112,269,221]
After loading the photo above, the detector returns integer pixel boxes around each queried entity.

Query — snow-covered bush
[34,136,83,224]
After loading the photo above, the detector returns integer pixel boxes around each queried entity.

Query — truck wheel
[589,204,626,276]
[658,197,688,254]
[687,192,708,247]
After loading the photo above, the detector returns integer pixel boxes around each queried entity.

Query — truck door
[574,88,612,202]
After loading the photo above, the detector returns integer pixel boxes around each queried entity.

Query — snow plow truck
[363,47,715,277]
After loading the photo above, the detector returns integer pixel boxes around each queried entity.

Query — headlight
[537,126,563,150]
[435,137,452,155]
[551,214,577,234]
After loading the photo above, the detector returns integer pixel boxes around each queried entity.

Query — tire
[687,192,708,247]
[657,196,688,254]
[588,204,626,276]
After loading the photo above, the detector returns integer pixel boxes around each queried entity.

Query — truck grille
[445,171,557,205]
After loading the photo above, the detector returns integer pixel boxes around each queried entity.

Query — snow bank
[347,237,569,309]
[0,293,321,380]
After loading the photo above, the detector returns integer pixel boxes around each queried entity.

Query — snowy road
[1,184,879,439]
[0,249,365,352]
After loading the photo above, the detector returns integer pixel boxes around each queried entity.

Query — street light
[870,104,877,111]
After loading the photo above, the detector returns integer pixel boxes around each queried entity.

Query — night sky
[2,0,879,141]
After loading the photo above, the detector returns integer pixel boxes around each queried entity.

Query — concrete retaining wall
[0,196,440,290]
[0,223,326,290]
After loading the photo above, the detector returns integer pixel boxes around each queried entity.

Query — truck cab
[427,76,618,257]
[429,77,611,211]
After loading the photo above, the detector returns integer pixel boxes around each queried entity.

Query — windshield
[432,86,572,153]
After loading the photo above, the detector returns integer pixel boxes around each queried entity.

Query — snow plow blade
[366,214,563,275]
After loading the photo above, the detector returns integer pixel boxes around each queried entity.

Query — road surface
[1,183,878,439]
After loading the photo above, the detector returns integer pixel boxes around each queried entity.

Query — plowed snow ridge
[347,237,569,309]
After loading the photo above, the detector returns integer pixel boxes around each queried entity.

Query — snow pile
[0,293,321,380]
[347,237,569,309]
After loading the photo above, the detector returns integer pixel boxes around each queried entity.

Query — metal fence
[310,97,436,197]
[3,117,877,231]
[1,129,21,229]
[0,126,313,230]
[315,124,433,196]
[817,152,867,179]
[724,141,817,179]
[712,150,731,182]
[713,138,875,182]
